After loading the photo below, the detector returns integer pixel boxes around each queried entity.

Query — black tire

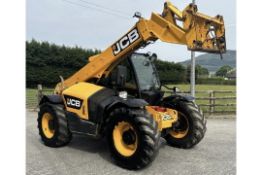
[107,107,160,170]
[164,101,206,149]
[37,103,72,147]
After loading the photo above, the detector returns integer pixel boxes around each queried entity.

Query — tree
[215,65,233,77]
[155,60,186,84]
[196,64,209,77]
[186,64,209,82]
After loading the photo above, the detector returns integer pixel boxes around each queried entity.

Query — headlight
[119,91,127,99]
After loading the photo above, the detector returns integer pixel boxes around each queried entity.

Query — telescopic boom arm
[55,1,226,94]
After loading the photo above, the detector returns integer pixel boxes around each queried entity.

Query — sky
[26,0,236,62]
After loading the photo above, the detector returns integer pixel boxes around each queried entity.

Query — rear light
[152,106,167,112]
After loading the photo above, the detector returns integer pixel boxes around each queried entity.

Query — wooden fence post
[37,84,43,108]
[213,91,216,113]
[209,90,214,113]
[161,89,236,114]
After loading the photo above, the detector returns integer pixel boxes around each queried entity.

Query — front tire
[107,107,160,170]
[38,103,72,147]
[164,101,206,149]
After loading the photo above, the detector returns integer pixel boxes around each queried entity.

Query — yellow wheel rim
[170,112,189,139]
[41,112,55,139]
[113,121,138,157]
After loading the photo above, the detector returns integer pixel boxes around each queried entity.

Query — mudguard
[160,93,194,108]
[39,95,63,105]
[88,89,148,123]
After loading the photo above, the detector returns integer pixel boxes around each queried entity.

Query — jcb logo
[67,99,80,107]
[112,28,140,55]
[64,95,83,109]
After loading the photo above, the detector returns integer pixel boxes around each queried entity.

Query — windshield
[131,54,161,91]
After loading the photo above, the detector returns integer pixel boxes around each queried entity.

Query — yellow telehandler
[37,1,226,169]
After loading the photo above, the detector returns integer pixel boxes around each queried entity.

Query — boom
[55,2,226,94]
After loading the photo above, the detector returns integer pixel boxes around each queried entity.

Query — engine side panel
[62,82,104,120]
[88,88,116,123]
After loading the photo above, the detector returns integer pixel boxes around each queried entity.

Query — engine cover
[62,82,104,120]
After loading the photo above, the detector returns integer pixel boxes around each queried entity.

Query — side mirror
[172,86,180,93]
[111,65,127,88]
[149,53,157,62]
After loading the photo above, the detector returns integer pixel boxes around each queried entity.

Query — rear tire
[164,101,206,149]
[107,107,160,170]
[38,103,72,147]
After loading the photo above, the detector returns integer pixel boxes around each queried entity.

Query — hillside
[179,50,236,73]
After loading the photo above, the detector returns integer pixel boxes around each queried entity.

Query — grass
[164,84,236,92]
[26,88,53,109]
[26,84,236,114]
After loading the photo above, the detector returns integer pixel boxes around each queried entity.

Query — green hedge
[26,40,189,87]
[26,40,233,87]
[26,39,100,88]
[196,77,236,85]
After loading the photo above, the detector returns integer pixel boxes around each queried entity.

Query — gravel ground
[26,110,236,175]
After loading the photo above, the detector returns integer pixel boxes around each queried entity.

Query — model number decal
[64,95,83,109]
[162,114,172,121]
[112,28,140,55]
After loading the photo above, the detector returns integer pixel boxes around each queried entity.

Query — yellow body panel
[62,82,104,120]
[146,106,178,131]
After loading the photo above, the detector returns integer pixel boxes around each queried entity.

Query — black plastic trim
[66,111,98,136]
